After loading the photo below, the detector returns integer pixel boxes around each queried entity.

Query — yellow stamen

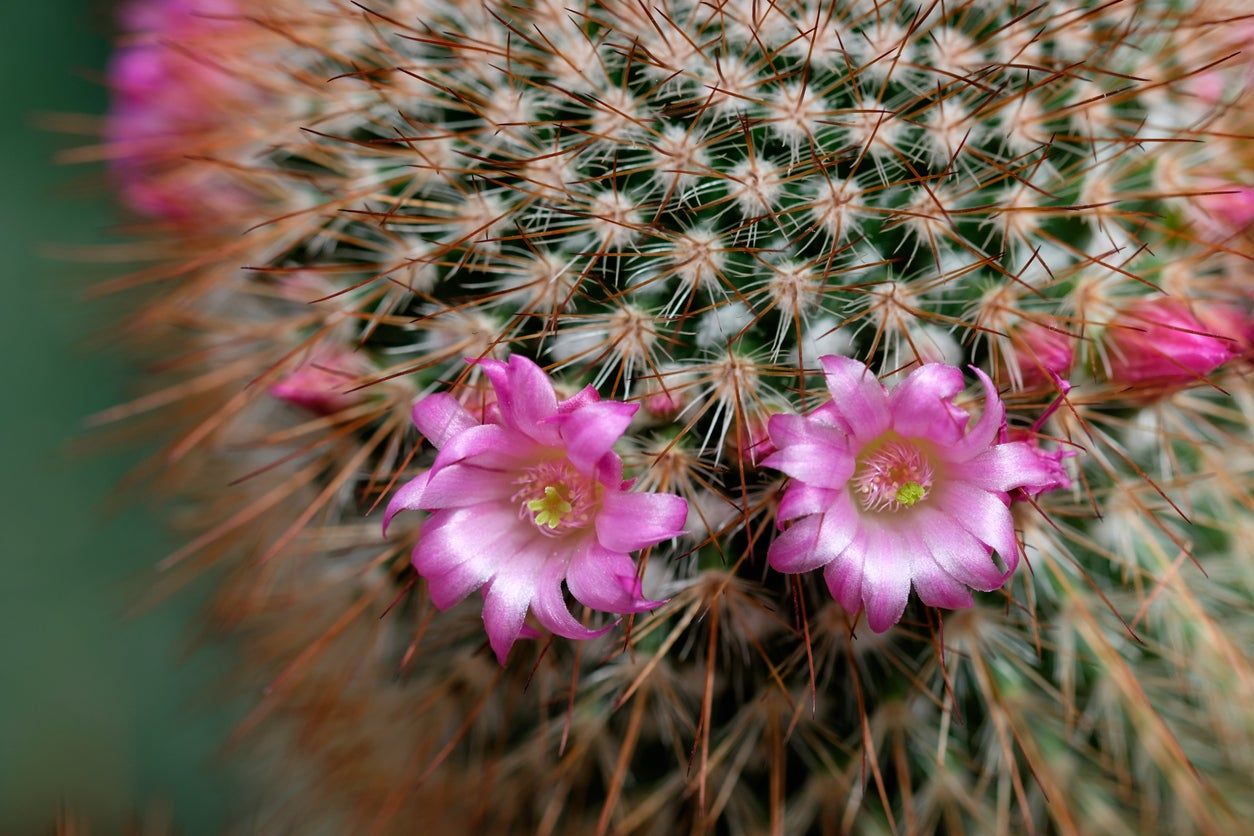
[527,485,573,529]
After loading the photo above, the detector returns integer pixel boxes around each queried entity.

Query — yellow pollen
[895,481,927,507]
[527,485,573,529]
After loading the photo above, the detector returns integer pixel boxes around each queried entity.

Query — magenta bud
[270,347,369,414]
[1104,298,1237,390]
[1009,319,1074,390]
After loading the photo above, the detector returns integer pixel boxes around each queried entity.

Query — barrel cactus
[101,0,1254,831]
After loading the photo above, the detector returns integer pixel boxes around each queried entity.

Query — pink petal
[429,424,530,477]
[768,492,860,573]
[819,355,891,442]
[776,482,840,525]
[946,367,1006,462]
[557,384,601,413]
[823,528,866,614]
[761,414,855,489]
[482,571,537,665]
[769,516,827,573]
[934,484,1019,581]
[958,442,1064,494]
[556,400,638,474]
[859,528,912,633]
[595,451,625,486]
[414,462,517,509]
[905,524,975,610]
[888,363,968,444]
[383,469,430,535]
[425,557,495,610]
[531,559,613,640]
[809,401,853,434]
[567,541,662,614]
[412,393,478,448]
[914,506,1005,591]
[412,504,520,580]
[595,491,688,553]
[911,558,975,610]
[480,355,560,444]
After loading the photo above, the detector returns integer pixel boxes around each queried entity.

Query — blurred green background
[0,1,240,831]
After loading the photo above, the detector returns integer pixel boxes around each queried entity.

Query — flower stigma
[528,485,573,529]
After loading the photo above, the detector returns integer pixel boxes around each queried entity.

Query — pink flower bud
[643,390,684,420]
[1104,298,1237,389]
[1191,181,1254,242]
[1008,319,1074,390]
[1183,71,1227,105]
[270,346,370,414]
[1198,303,1254,361]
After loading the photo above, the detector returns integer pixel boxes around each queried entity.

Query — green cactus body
[101,0,1254,832]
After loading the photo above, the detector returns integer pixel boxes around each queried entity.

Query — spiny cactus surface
[99,0,1254,832]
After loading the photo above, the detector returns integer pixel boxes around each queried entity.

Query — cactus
[100,0,1254,832]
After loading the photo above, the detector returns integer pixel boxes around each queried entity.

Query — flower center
[527,486,573,529]
[853,440,934,513]
[514,460,600,535]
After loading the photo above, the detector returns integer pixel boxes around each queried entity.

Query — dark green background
[1,1,239,831]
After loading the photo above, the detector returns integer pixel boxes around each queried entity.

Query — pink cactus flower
[384,355,688,663]
[1008,319,1074,390]
[1104,298,1237,389]
[762,357,1066,632]
[270,345,370,414]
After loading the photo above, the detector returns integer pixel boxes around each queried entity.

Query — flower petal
[823,528,867,615]
[383,469,430,535]
[908,527,975,610]
[819,355,891,442]
[932,482,1019,583]
[768,492,859,574]
[416,463,517,510]
[769,515,827,573]
[914,506,1004,592]
[558,384,601,413]
[595,491,688,553]
[556,399,638,474]
[482,571,537,665]
[888,363,968,444]
[567,540,661,614]
[480,355,560,444]
[532,558,613,640]
[412,504,520,580]
[946,366,1006,462]
[412,393,478,449]
[958,441,1065,494]
[776,482,840,526]
[762,414,856,489]
[809,401,853,434]
[859,528,912,632]
[425,556,495,610]
[430,424,531,476]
